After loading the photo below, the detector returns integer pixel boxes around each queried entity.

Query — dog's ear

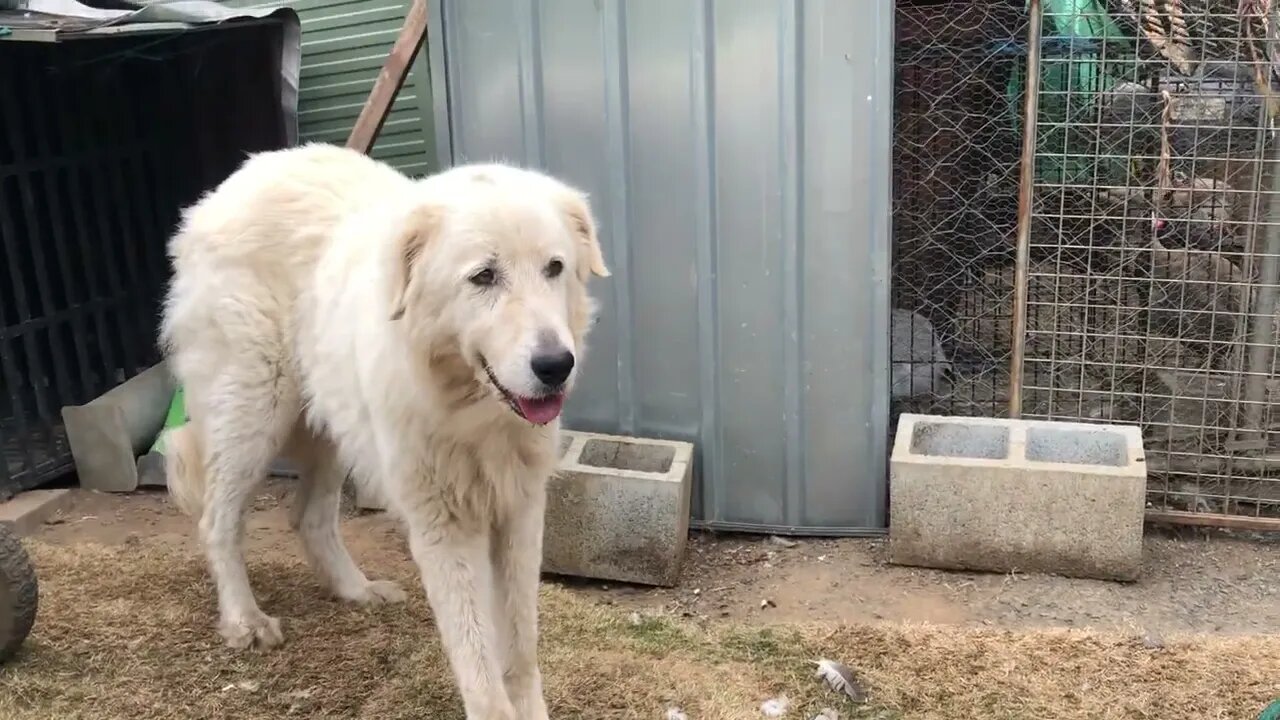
[389,205,443,321]
[558,191,610,280]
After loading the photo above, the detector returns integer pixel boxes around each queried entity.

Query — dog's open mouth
[481,358,566,425]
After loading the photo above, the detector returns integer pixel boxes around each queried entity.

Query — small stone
[760,598,776,610]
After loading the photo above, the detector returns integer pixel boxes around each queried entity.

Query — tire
[0,524,37,663]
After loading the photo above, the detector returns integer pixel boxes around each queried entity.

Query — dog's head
[387,164,610,426]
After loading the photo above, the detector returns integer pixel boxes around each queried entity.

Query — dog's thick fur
[160,144,609,719]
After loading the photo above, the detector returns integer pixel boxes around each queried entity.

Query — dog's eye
[545,259,564,279]
[469,268,497,287]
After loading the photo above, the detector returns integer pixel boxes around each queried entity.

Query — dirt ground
[3,481,1278,719]
[33,481,1280,639]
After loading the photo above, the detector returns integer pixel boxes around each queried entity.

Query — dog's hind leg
[286,430,406,605]
[195,370,296,651]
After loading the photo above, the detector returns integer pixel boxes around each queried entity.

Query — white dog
[160,143,609,719]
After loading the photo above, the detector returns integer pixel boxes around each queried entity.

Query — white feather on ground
[760,695,790,717]
[813,658,867,703]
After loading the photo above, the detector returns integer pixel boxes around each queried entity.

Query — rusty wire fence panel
[892,0,1029,425]
[1022,0,1280,525]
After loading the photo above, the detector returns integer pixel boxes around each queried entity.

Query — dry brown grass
[0,539,1277,720]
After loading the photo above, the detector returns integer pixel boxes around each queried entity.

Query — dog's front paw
[508,678,549,720]
[513,697,549,720]
[340,579,408,606]
[465,700,518,720]
[219,610,284,651]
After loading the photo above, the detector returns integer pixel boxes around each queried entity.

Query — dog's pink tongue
[517,394,565,424]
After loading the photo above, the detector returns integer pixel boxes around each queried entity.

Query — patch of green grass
[615,613,696,655]
[719,626,804,663]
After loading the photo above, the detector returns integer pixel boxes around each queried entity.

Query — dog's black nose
[531,350,575,388]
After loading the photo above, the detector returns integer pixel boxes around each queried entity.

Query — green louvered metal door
[224,0,438,176]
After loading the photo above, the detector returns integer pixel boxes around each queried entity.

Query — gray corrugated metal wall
[430,0,893,534]
[225,0,437,176]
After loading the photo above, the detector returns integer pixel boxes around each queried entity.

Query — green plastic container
[136,387,188,487]
[149,386,188,456]
[1006,0,1137,185]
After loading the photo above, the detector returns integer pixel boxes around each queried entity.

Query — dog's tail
[165,424,208,517]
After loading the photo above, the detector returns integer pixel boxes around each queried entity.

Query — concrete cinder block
[62,363,176,493]
[890,414,1147,581]
[543,430,693,586]
[0,488,74,537]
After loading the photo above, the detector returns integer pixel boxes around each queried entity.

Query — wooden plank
[1145,509,1280,532]
[345,0,429,155]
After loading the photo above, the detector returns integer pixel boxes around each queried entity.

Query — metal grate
[892,0,1029,421]
[1021,0,1280,526]
[0,26,290,500]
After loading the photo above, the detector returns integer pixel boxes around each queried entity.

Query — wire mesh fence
[1022,0,1280,524]
[892,0,1029,421]
[893,0,1280,528]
